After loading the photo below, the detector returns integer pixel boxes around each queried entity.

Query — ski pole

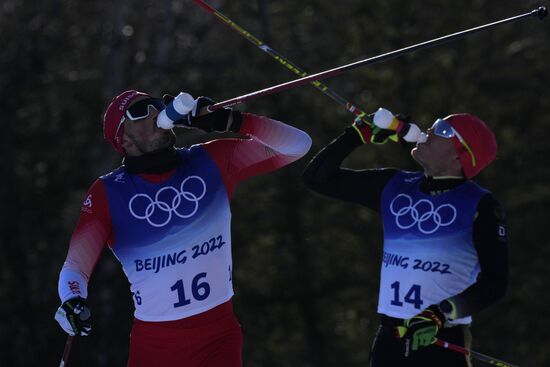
[203,6,547,112]
[59,335,74,367]
[434,338,520,367]
[192,0,372,122]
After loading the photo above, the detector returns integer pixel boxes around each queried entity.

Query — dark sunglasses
[114,98,166,143]
[125,98,165,121]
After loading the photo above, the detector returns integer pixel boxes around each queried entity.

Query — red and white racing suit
[57,114,311,366]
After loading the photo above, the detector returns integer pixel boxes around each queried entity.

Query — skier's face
[122,97,176,156]
[411,127,462,177]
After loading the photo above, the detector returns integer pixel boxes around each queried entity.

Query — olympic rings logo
[129,176,207,228]
[389,194,457,234]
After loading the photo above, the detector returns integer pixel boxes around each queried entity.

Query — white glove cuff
[58,268,89,303]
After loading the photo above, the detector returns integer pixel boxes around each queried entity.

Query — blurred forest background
[1,0,549,366]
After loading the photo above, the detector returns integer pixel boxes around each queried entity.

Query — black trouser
[369,316,472,367]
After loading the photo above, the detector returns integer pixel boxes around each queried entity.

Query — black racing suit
[302,127,508,367]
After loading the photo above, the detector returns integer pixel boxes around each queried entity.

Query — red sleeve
[203,113,312,198]
[62,179,111,281]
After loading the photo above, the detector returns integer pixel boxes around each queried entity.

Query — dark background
[1,0,549,365]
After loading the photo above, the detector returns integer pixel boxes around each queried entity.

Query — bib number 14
[390,281,423,309]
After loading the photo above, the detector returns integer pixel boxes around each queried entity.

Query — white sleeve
[58,267,89,302]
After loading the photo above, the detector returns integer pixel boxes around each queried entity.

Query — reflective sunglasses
[431,118,477,167]
[115,98,166,143]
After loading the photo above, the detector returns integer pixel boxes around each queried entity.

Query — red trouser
[127,301,242,367]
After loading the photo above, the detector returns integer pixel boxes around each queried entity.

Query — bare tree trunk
[148,0,178,90]
[92,3,135,366]
[257,0,324,363]
[91,0,134,176]
[282,171,325,366]
[0,15,39,367]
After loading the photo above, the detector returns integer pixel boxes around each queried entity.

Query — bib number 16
[171,272,210,308]
[390,281,423,309]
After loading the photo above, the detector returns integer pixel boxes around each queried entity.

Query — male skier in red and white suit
[54,90,312,367]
